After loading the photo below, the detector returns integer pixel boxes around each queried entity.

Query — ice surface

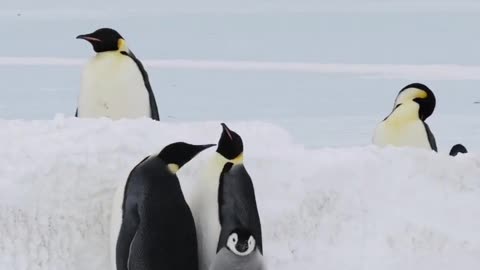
[0,118,479,270]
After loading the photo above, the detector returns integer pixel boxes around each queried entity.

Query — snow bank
[0,117,479,270]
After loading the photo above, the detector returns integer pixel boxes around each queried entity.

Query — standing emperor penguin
[209,162,264,270]
[189,123,245,270]
[75,28,159,120]
[113,142,214,270]
[373,83,437,151]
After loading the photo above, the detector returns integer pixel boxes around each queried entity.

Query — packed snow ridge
[0,116,479,270]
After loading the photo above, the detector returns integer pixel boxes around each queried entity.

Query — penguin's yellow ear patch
[167,163,180,174]
[232,153,244,165]
[117,38,128,52]
[395,88,428,105]
[417,90,428,99]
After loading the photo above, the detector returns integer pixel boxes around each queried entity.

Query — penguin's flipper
[75,108,78,117]
[449,144,468,156]
[218,163,263,253]
[146,85,160,121]
[115,157,148,270]
[115,202,140,270]
[122,50,160,121]
[423,122,438,152]
[126,230,138,270]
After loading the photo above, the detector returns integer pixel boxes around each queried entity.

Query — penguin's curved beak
[221,123,233,140]
[76,34,102,43]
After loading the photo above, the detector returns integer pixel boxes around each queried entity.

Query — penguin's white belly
[189,156,226,270]
[373,120,431,149]
[109,182,126,270]
[78,53,150,120]
[192,184,221,270]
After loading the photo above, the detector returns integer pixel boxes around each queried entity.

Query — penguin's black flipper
[75,108,78,117]
[449,144,468,156]
[115,156,148,270]
[218,163,263,254]
[116,209,139,270]
[122,50,160,121]
[423,122,438,152]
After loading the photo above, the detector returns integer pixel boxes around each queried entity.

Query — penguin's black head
[394,83,436,121]
[217,123,243,161]
[76,28,127,53]
[158,142,215,174]
[449,144,468,156]
[226,228,256,256]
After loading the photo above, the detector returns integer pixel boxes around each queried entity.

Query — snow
[0,117,479,270]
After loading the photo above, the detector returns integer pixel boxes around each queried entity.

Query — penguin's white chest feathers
[190,154,229,270]
[373,103,431,150]
[78,52,150,120]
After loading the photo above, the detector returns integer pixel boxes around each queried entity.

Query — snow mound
[0,117,479,270]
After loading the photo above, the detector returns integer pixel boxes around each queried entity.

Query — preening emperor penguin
[189,123,245,270]
[75,28,159,120]
[114,142,214,270]
[209,162,264,270]
[373,83,437,151]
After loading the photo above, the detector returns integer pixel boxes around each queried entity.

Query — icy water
[1,7,480,149]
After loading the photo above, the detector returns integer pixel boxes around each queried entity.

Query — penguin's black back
[117,156,197,270]
[217,163,263,254]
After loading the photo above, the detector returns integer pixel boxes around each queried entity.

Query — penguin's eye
[229,233,238,245]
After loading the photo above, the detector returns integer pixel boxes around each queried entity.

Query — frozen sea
[2,1,480,149]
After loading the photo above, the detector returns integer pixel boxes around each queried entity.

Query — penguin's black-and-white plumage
[188,123,245,270]
[449,143,468,156]
[209,229,263,270]
[114,142,214,270]
[373,83,437,151]
[76,28,159,120]
[208,162,264,270]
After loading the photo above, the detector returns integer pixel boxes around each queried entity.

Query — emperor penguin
[75,28,159,120]
[113,142,214,270]
[209,162,264,270]
[373,83,437,151]
[188,123,245,270]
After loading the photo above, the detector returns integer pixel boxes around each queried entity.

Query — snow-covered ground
[0,118,479,270]
[1,1,480,269]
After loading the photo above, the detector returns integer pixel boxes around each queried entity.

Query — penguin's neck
[386,102,421,124]
[202,153,243,194]
[92,50,124,62]
[204,154,229,186]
